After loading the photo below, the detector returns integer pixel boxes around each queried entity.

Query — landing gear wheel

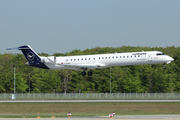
[81,71,86,76]
[88,71,93,76]
[163,63,166,69]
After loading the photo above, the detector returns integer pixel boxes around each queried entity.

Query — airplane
[7,45,174,76]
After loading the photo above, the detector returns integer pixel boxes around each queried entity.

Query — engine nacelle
[41,58,51,64]
[41,56,56,64]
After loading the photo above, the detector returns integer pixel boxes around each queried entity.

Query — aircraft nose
[169,57,174,61]
[166,57,174,64]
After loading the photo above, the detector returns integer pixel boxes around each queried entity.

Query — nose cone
[166,56,174,64]
[170,57,174,61]
[166,57,174,64]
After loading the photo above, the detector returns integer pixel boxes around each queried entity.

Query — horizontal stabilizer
[7,46,30,50]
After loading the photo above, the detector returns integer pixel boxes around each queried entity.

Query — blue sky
[0,0,180,55]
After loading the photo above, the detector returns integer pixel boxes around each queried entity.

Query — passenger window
[89,58,90,60]
[93,58,95,60]
[120,56,121,58]
[78,59,79,61]
[85,58,87,60]
[109,57,111,59]
[112,57,114,59]
[66,59,68,61]
[81,58,83,61]
[74,59,76,61]
[71,59,72,61]
[123,56,125,58]
[116,56,118,58]
[105,57,107,59]
[102,57,104,59]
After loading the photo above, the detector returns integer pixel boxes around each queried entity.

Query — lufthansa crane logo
[27,52,35,60]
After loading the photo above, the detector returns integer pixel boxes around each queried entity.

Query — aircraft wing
[57,63,105,70]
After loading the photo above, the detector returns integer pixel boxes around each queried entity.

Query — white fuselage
[7,45,174,74]
[40,51,174,71]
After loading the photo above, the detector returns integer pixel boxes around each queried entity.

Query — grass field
[0,102,180,118]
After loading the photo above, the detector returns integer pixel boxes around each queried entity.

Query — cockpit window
[157,53,166,56]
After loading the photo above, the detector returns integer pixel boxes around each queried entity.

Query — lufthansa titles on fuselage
[132,53,147,56]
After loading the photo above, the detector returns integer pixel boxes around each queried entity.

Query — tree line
[0,46,179,93]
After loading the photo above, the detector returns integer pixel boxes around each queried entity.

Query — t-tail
[7,45,49,69]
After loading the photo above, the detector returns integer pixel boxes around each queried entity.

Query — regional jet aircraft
[7,45,174,76]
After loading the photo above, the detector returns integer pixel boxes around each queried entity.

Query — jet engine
[41,56,56,64]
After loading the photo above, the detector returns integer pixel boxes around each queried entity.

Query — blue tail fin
[7,45,49,69]
[18,45,41,64]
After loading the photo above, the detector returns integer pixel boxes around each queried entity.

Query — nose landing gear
[163,63,166,69]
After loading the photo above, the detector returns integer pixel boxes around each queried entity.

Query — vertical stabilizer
[7,45,49,69]
[18,45,41,64]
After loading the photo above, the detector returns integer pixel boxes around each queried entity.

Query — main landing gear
[88,70,93,76]
[81,71,86,76]
[81,70,93,76]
